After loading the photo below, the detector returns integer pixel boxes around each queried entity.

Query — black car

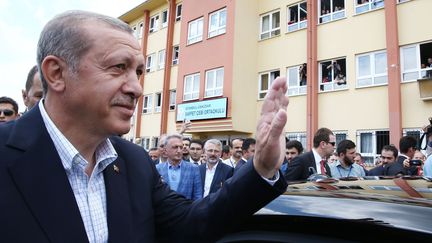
[218,177,432,242]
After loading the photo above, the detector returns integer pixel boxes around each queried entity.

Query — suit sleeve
[192,166,203,200]
[152,161,287,243]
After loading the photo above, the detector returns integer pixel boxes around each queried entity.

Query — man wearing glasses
[0,96,19,124]
[285,127,335,181]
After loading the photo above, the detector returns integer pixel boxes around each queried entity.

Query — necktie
[320,159,327,175]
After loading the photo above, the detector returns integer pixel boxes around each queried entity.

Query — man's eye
[114,64,126,70]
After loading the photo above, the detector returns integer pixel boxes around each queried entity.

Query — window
[140,137,151,151]
[158,49,165,70]
[401,42,432,82]
[143,94,153,114]
[169,90,176,110]
[146,53,155,73]
[132,25,138,38]
[259,70,280,99]
[286,132,307,150]
[208,8,227,38]
[149,15,159,33]
[403,128,427,150]
[355,0,384,14]
[334,131,347,147]
[260,10,280,40]
[205,67,224,98]
[161,10,168,28]
[172,46,179,65]
[319,0,345,24]
[155,93,162,113]
[398,0,410,3]
[187,17,204,45]
[153,136,160,148]
[287,64,307,96]
[357,130,389,165]
[183,73,200,101]
[356,50,388,87]
[138,22,144,38]
[287,1,307,32]
[176,4,182,21]
[319,58,347,92]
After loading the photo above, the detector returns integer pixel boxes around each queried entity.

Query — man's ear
[41,56,68,92]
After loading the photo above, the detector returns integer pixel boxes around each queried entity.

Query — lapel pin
[113,164,120,173]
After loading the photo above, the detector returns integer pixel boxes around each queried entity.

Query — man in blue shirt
[330,140,365,178]
[156,134,202,200]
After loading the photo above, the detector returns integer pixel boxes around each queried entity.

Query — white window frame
[143,94,153,114]
[208,8,227,38]
[287,1,307,33]
[319,0,346,24]
[187,17,204,45]
[354,0,384,15]
[183,73,200,101]
[400,43,432,82]
[356,129,389,166]
[319,57,347,92]
[155,92,162,113]
[172,46,179,65]
[158,49,165,70]
[161,9,168,28]
[146,53,155,73]
[138,22,144,38]
[285,132,307,150]
[132,25,138,38]
[258,70,280,99]
[149,15,159,33]
[356,50,388,88]
[152,136,160,148]
[176,3,182,21]
[205,67,224,98]
[334,131,348,147]
[286,65,307,96]
[260,10,280,40]
[169,90,176,111]
[141,137,151,151]
[398,0,410,3]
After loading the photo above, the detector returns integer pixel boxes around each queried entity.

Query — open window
[319,0,345,24]
[319,58,347,92]
[287,1,307,32]
[260,10,280,40]
[287,64,307,96]
[355,0,384,15]
[401,42,432,82]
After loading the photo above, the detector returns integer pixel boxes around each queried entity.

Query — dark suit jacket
[284,151,331,181]
[199,161,234,196]
[234,158,247,173]
[386,155,417,176]
[0,106,287,243]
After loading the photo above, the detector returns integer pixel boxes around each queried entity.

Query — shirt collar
[168,160,182,169]
[39,99,117,172]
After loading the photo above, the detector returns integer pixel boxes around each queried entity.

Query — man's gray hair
[204,139,222,150]
[164,133,183,146]
[36,10,133,94]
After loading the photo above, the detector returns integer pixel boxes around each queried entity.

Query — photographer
[402,150,425,176]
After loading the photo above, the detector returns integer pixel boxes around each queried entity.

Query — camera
[409,160,422,166]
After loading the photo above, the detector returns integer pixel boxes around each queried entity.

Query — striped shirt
[39,101,117,243]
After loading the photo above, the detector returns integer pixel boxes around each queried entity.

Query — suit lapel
[7,107,88,242]
[209,164,222,193]
[104,156,133,242]
[199,164,206,192]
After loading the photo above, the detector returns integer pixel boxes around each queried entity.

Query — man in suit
[156,134,202,200]
[223,138,244,168]
[22,65,43,111]
[0,10,288,243]
[285,128,335,181]
[200,139,234,197]
[387,136,417,176]
[234,138,256,173]
[0,96,19,123]
[368,144,398,176]
[189,139,204,165]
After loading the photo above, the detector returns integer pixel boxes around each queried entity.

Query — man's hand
[253,77,289,179]
[178,120,192,134]
[403,158,410,168]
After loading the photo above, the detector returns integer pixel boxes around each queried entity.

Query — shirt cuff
[260,171,280,186]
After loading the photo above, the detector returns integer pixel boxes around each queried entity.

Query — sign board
[176,98,227,121]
